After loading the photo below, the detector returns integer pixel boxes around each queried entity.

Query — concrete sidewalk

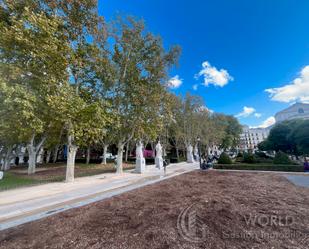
[0,162,199,231]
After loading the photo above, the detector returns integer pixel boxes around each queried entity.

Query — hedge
[218,152,232,164]
[214,163,304,172]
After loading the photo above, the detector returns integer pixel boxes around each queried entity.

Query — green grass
[0,172,40,191]
[214,163,304,172]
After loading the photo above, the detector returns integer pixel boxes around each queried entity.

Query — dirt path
[1,170,309,249]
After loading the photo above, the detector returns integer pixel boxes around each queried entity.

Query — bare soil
[10,162,135,181]
[1,170,309,249]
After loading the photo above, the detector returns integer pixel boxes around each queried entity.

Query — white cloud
[254,113,262,118]
[255,116,276,128]
[167,75,183,89]
[196,61,233,87]
[192,84,198,91]
[236,106,256,118]
[266,65,309,103]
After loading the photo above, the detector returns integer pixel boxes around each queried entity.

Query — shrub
[243,153,256,164]
[218,152,232,164]
[236,152,243,158]
[214,164,303,172]
[255,151,268,158]
[254,151,274,164]
[273,151,292,165]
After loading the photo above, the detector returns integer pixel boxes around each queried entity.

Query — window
[298,108,304,114]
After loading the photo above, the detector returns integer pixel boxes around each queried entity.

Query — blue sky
[100,0,309,127]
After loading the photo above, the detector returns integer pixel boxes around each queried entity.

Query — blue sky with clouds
[100,0,309,127]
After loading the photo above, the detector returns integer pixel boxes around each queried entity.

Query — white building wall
[239,126,270,151]
[275,103,309,123]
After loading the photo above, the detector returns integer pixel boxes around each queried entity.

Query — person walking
[304,158,309,172]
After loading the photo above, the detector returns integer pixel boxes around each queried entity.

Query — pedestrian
[304,157,309,172]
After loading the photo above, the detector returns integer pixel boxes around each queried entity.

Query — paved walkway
[0,162,199,231]
[215,168,309,186]
[284,174,309,188]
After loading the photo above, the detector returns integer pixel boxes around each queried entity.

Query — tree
[102,17,180,173]
[0,81,28,170]
[176,93,204,159]
[261,119,309,156]
[166,93,184,159]
[0,4,69,174]
[261,121,295,154]
[289,120,309,155]
[47,83,111,181]
[220,115,242,151]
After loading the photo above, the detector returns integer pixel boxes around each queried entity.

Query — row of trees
[0,1,242,181]
[258,119,309,155]
[167,93,242,158]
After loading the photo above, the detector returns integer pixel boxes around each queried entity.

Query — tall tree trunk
[27,134,46,175]
[101,144,108,165]
[66,134,78,182]
[1,146,13,171]
[46,149,51,163]
[52,145,59,163]
[125,142,130,162]
[2,159,11,171]
[86,146,91,164]
[27,145,36,175]
[116,142,124,173]
[176,145,179,160]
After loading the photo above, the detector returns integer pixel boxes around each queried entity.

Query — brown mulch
[10,163,135,181]
[1,170,309,249]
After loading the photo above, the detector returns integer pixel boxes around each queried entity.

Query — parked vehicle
[100,153,117,160]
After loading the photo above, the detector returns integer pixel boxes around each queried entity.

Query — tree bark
[27,145,36,175]
[52,145,59,163]
[116,142,124,173]
[125,142,130,162]
[27,134,46,175]
[86,146,91,164]
[46,149,51,163]
[176,146,179,160]
[66,134,78,182]
[2,159,11,171]
[1,146,13,171]
[101,144,108,164]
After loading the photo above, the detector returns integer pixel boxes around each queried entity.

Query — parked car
[100,153,117,160]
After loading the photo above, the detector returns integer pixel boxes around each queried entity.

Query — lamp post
[197,137,202,169]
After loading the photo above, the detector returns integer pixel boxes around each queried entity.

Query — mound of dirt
[1,170,309,249]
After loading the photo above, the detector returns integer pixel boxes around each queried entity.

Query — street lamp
[197,137,202,169]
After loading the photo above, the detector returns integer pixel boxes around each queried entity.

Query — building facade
[275,103,309,123]
[239,125,270,151]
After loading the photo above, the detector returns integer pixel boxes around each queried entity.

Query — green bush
[273,151,292,165]
[243,153,256,164]
[214,164,303,172]
[255,151,268,158]
[236,152,243,158]
[218,152,232,164]
[254,151,274,164]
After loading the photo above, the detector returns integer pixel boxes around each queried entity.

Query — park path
[0,162,199,231]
